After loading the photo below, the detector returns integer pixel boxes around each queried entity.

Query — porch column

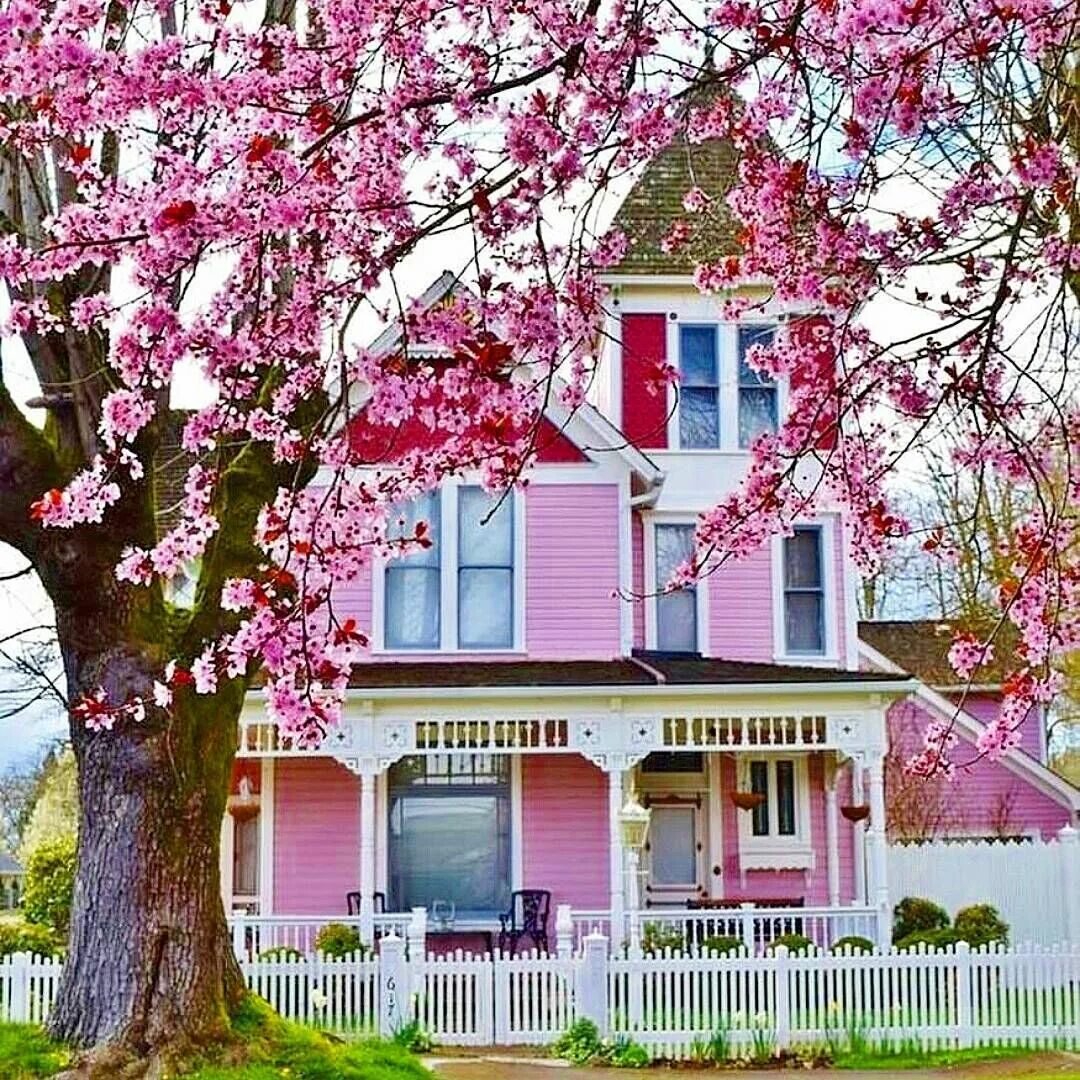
[607,765,626,950]
[851,761,867,905]
[824,758,840,907]
[866,754,889,947]
[358,764,379,946]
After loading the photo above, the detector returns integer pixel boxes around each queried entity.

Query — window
[738,325,778,448]
[385,492,442,649]
[232,814,260,901]
[678,325,719,448]
[749,760,797,837]
[654,523,697,652]
[648,805,698,887]
[641,752,705,774]
[387,754,511,915]
[458,488,514,649]
[783,527,825,655]
[383,486,518,651]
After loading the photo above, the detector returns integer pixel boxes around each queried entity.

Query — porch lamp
[618,794,651,952]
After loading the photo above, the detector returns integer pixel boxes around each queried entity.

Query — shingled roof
[859,619,1014,688]
[607,132,742,276]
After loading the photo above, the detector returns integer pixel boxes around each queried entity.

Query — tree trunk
[47,646,245,1066]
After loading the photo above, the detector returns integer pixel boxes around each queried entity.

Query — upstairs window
[738,326,778,448]
[458,488,514,649]
[383,487,518,651]
[678,325,720,449]
[385,492,442,649]
[655,523,697,652]
[783,526,825,655]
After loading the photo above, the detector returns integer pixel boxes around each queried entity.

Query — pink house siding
[274,758,360,914]
[948,693,1045,763]
[631,513,645,649]
[525,484,622,659]
[521,755,609,913]
[888,699,1070,839]
[707,548,774,662]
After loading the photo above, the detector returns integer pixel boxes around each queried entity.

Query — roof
[858,619,1014,688]
[347,654,906,691]
[607,132,741,276]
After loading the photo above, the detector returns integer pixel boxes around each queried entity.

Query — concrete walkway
[426,1051,1080,1080]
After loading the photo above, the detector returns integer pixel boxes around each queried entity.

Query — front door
[645,801,703,904]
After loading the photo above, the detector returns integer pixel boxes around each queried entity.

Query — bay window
[654,523,697,652]
[387,754,511,916]
[382,486,518,651]
[783,526,825,656]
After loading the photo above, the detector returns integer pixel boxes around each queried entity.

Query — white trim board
[857,639,1080,814]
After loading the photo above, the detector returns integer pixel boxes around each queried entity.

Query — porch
[229,660,906,955]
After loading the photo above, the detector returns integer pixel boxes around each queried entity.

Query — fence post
[407,906,427,960]
[9,952,30,1024]
[773,944,790,1051]
[577,932,609,1036]
[740,903,756,954]
[378,934,410,1038]
[556,904,574,959]
[1058,826,1080,944]
[954,941,972,1048]
[230,915,247,961]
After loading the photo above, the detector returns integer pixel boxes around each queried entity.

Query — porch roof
[346,653,907,691]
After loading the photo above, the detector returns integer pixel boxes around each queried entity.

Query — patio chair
[345,890,386,916]
[497,889,551,956]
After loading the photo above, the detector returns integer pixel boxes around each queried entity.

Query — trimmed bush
[20,836,76,935]
[0,920,63,958]
[831,935,875,954]
[700,935,742,956]
[641,922,685,956]
[257,946,304,962]
[954,904,1009,946]
[892,896,949,943]
[896,927,963,950]
[314,922,366,958]
[766,933,814,954]
[552,1018,604,1064]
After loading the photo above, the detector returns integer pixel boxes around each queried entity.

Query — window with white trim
[737,325,778,448]
[738,756,813,869]
[749,759,797,838]
[678,325,720,448]
[654,523,697,652]
[782,526,826,656]
[383,486,518,651]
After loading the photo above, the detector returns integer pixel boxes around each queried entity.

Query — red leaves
[160,200,197,228]
[70,144,92,165]
[472,186,492,215]
[29,489,62,520]
[333,617,367,647]
[307,104,334,134]
[455,335,513,375]
[246,134,274,163]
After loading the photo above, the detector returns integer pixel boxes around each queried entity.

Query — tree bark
[46,644,246,1066]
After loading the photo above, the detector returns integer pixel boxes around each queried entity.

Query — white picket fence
[888,827,1080,947]
[3,938,1078,1056]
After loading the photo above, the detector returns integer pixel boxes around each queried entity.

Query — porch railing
[227,912,411,958]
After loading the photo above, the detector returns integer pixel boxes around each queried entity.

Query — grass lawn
[834,1045,1059,1070]
[0,997,432,1080]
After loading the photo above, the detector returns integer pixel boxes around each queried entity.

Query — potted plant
[840,803,870,822]
[730,790,766,811]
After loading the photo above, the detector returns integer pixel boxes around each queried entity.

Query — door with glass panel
[645,802,703,904]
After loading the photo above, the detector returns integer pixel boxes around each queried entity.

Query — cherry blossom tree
[1,0,1077,1069]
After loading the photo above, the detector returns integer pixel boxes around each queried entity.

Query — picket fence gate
[3,938,1079,1057]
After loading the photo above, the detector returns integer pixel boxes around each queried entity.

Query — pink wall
[888,699,1070,839]
[947,693,1045,763]
[525,485,622,659]
[521,755,610,913]
[273,758,360,914]
[706,547,774,662]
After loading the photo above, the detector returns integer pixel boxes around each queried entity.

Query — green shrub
[700,935,742,956]
[766,933,814,954]
[610,1037,650,1068]
[21,836,76,935]
[954,904,1009,946]
[896,928,963,950]
[640,922,685,956]
[313,922,366,958]
[391,1018,434,1053]
[831,935,875,955]
[892,896,949,943]
[0,919,63,958]
[552,1018,604,1065]
[257,946,304,962]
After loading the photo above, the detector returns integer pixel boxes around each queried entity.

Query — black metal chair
[498,889,551,956]
[346,890,386,916]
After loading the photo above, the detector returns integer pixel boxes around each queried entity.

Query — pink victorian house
[223,139,1080,955]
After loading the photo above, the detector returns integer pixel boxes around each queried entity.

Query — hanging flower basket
[730,790,766,812]
[227,793,259,822]
[841,803,870,823]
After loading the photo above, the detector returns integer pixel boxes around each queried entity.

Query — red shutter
[621,313,669,449]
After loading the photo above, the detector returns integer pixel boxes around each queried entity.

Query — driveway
[426,1051,1080,1080]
